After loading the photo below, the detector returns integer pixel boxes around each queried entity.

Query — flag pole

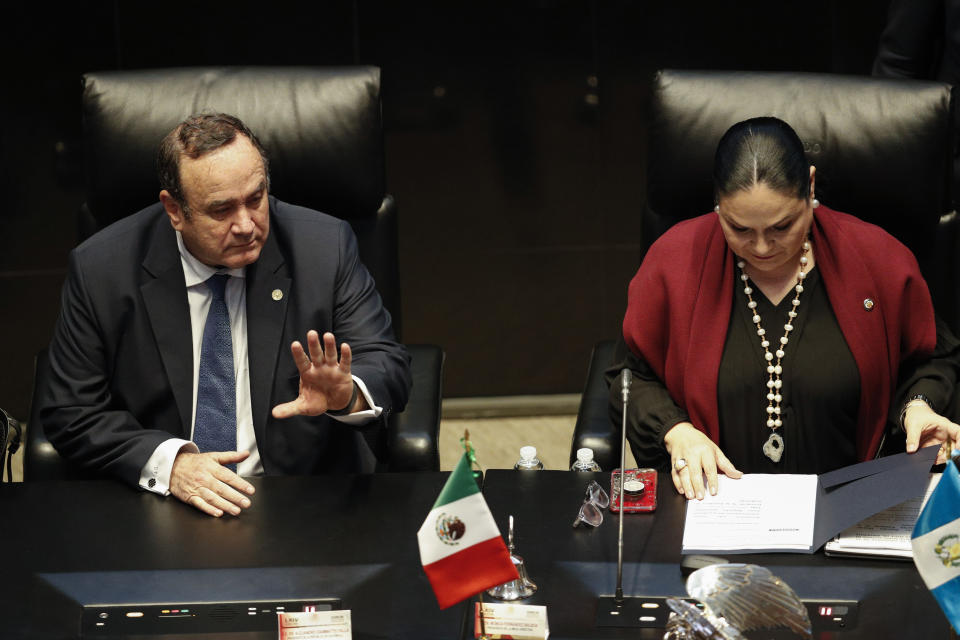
[953,453,960,640]
[465,429,490,640]
[949,452,960,640]
[477,592,489,640]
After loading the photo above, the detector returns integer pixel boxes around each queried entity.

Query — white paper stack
[825,474,941,560]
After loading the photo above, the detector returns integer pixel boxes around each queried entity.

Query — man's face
[161,135,270,269]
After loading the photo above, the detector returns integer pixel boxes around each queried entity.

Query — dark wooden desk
[1,471,948,639]
[0,474,466,639]
[481,469,950,640]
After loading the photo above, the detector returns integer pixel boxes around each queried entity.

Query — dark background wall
[0,1,890,419]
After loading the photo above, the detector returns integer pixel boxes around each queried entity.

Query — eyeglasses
[572,480,610,528]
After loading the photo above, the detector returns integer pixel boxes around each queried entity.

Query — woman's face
[716,167,816,278]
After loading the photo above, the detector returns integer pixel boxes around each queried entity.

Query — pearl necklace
[737,239,811,463]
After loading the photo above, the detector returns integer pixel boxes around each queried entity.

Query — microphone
[597,367,661,626]
[615,367,630,603]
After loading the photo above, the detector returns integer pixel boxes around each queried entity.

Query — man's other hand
[272,330,367,418]
[170,450,255,517]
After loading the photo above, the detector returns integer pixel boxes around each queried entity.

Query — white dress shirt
[138,232,381,495]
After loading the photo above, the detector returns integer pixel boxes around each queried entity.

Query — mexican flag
[417,453,519,609]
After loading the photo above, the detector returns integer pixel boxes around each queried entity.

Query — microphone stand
[615,369,631,603]
[596,368,653,629]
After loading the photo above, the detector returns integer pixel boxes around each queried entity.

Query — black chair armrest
[387,344,444,472]
[934,210,960,335]
[1,407,22,482]
[26,348,94,481]
[570,339,620,471]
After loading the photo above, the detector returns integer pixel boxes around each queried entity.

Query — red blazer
[623,206,936,461]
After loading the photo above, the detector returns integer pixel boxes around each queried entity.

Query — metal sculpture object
[664,564,812,640]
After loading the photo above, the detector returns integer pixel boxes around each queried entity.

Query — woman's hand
[904,401,960,464]
[663,422,742,500]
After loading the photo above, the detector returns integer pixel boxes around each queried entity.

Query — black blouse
[718,267,858,473]
[610,267,960,475]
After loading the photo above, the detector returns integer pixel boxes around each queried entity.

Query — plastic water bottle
[514,445,544,470]
[571,447,601,472]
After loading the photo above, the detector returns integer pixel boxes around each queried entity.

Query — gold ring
[675,458,687,472]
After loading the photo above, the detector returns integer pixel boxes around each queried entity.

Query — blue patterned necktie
[193,274,237,470]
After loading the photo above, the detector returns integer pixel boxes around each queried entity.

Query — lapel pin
[863,298,875,311]
[272,289,284,301]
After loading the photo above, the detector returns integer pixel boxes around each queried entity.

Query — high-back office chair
[572,69,957,471]
[26,66,443,480]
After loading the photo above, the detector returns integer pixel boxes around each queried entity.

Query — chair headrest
[646,69,954,258]
[82,66,385,229]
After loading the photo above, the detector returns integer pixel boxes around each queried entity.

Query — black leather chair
[26,66,443,480]
[572,69,957,471]
[1,407,22,482]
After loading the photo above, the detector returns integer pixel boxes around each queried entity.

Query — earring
[812,198,820,209]
[714,204,720,213]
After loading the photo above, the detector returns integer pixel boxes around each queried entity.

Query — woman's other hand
[904,401,960,464]
[663,422,742,500]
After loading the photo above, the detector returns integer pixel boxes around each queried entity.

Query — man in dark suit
[41,113,411,517]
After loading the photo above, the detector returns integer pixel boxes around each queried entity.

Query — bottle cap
[623,479,645,496]
[576,447,594,463]
[520,445,537,460]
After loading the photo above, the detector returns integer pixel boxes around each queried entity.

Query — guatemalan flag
[912,459,960,632]
[417,453,519,609]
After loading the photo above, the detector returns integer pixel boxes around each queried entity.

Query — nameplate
[474,602,548,639]
[278,610,351,639]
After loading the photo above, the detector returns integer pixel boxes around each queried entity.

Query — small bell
[486,515,537,600]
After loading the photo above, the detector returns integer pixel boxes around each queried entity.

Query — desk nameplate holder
[596,596,859,633]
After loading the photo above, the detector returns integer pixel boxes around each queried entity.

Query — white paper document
[680,447,940,555]
[682,474,819,553]
[825,473,941,559]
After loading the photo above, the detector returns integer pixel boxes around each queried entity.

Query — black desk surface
[1,471,948,639]
[0,473,465,639]
[481,469,949,640]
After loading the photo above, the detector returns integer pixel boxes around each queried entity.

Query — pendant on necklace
[762,432,784,462]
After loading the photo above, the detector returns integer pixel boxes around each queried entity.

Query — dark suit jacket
[41,197,411,486]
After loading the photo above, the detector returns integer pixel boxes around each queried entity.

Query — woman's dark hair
[713,116,810,202]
